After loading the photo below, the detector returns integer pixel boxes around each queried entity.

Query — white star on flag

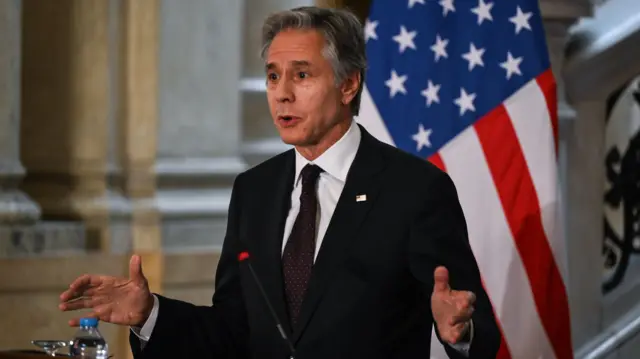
[430,35,449,62]
[393,26,418,53]
[421,80,441,107]
[408,0,425,8]
[509,6,533,34]
[500,52,523,79]
[439,0,455,16]
[385,70,408,98]
[412,124,432,151]
[454,88,476,115]
[365,19,379,42]
[471,0,494,25]
[462,43,485,71]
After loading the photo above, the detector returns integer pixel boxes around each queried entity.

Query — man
[59,6,501,358]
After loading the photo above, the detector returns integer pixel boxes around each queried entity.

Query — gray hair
[260,6,367,116]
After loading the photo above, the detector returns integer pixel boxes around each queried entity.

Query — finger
[82,287,101,298]
[69,274,104,290]
[59,296,100,312]
[447,324,466,344]
[433,266,450,293]
[59,289,82,303]
[63,274,103,300]
[449,290,475,309]
[130,254,145,283]
[60,283,102,303]
[448,307,474,326]
[64,275,91,296]
[465,291,476,304]
[60,287,93,302]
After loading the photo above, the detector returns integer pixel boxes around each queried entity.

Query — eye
[298,72,308,79]
[267,73,278,81]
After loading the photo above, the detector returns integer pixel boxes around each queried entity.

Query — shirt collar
[294,120,361,185]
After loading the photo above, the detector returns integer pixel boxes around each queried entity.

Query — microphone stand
[239,252,296,359]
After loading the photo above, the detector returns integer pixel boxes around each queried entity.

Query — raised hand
[431,266,475,344]
[59,254,154,327]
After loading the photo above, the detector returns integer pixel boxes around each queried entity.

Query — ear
[340,71,361,107]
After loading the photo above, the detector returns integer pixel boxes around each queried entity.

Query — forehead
[266,29,326,64]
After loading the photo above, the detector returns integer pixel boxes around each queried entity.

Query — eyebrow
[291,60,311,67]
[265,60,312,72]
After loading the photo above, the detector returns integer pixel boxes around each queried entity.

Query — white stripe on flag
[504,78,568,284]
[439,127,556,359]
[355,85,396,146]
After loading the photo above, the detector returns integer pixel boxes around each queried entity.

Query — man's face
[265,29,345,147]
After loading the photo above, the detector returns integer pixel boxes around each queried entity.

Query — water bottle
[69,318,108,358]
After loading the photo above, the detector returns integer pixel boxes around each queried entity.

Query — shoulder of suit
[375,143,458,201]
[375,139,446,178]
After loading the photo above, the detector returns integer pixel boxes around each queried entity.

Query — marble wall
[154,0,246,250]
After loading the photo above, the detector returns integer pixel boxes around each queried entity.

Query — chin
[277,128,309,146]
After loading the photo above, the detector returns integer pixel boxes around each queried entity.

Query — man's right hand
[59,254,154,327]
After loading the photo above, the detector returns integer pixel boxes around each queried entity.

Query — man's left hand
[431,266,475,344]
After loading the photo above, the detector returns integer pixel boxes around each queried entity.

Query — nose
[274,77,294,103]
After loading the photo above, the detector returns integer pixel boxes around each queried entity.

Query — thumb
[129,254,146,283]
[433,266,450,293]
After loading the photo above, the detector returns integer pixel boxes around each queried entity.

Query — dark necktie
[282,164,323,327]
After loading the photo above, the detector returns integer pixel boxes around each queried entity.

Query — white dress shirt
[281,118,361,260]
[131,120,471,355]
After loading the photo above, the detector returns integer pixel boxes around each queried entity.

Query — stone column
[0,0,86,258]
[114,1,163,357]
[0,0,41,225]
[20,0,111,250]
[540,0,599,350]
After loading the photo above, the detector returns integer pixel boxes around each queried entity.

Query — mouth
[277,115,302,127]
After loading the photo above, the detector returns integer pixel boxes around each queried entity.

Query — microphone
[238,251,296,359]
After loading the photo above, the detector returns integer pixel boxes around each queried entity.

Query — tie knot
[300,164,323,188]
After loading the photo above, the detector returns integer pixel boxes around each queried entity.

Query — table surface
[0,350,76,358]
[0,349,114,358]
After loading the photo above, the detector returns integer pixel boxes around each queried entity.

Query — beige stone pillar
[0,0,41,224]
[115,1,163,358]
[20,0,111,250]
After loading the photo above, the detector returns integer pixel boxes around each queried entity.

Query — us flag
[356,0,574,358]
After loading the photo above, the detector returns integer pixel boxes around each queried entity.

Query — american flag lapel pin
[356,194,367,202]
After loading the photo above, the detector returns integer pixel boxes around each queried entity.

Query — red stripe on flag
[474,106,573,359]
[536,69,558,156]
[428,153,446,172]
[496,338,512,359]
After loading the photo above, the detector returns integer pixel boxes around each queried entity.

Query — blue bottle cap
[79,318,99,327]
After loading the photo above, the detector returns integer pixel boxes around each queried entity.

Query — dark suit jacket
[130,125,501,358]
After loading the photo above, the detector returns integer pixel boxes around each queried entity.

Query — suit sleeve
[129,174,250,359]
[408,170,501,359]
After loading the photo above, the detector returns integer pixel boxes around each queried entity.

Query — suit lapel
[292,128,387,343]
[251,150,295,336]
